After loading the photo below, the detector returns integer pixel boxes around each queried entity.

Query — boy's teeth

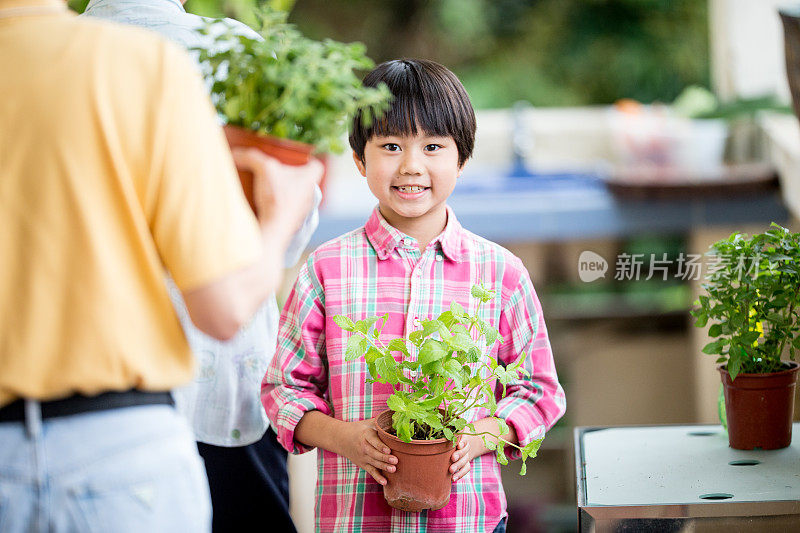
[397,186,424,193]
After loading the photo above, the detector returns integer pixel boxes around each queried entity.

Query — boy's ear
[352,151,367,177]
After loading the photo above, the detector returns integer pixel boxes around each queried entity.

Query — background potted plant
[334,284,543,512]
[195,8,391,211]
[692,223,800,450]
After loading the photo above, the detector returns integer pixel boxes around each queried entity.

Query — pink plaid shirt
[262,207,566,533]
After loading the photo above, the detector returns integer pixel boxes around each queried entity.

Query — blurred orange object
[614,98,643,114]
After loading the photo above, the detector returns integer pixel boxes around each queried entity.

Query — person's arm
[147,42,320,341]
[294,411,398,486]
[261,260,333,448]
[451,263,566,481]
[283,185,321,268]
[182,149,321,340]
[261,261,398,484]
[492,265,566,449]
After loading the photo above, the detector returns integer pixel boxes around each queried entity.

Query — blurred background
[76,0,712,108]
[67,1,800,532]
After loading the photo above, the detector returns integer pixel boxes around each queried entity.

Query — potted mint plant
[333,284,543,512]
[195,8,390,211]
[692,223,800,449]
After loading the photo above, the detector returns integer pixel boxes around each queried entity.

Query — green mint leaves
[194,8,391,153]
[332,283,543,476]
[692,223,800,380]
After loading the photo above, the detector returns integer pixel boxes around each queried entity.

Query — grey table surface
[578,424,800,506]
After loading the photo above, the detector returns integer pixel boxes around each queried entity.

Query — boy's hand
[451,418,518,482]
[450,435,476,482]
[339,418,398,486]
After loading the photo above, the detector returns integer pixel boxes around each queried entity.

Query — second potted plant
[334,284,543,512]
[195,9,391,211]
[692,223,800,449]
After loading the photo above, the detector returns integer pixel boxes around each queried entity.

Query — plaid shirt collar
[364,205,466,262]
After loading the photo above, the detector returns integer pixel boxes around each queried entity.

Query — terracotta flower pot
[718,361,800,450]
[375,409,455,512]
[223,125,314,213]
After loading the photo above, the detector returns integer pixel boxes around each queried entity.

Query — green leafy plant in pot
[692,223,800,449]
[194,8,391,212]
[333,284,543,512]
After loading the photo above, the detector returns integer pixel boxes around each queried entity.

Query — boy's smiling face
[354,132,463,242]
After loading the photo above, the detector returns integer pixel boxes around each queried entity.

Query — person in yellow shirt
[0,0,321,531]
[81,2,321,532]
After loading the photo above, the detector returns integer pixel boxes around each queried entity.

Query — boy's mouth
[393,185,429,193]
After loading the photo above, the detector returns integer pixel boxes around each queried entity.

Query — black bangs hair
[349,58,476,167]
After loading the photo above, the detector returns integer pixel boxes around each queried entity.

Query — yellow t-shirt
[0,0,263,407]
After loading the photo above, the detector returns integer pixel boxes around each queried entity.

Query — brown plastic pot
[375,409,455,512]
[223,125,314,213]
[719,361,800,450]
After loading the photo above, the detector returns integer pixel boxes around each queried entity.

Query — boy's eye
[424,144,442,152]
[382,143,401,152]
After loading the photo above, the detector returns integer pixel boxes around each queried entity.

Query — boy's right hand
[339,418,398,486]
[231,148,322,234]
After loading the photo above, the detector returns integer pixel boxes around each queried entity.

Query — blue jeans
[0,402,211,533]
[492,517,507,533]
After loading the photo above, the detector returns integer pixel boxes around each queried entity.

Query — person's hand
[450,434,476,482]
[231,148,322,233]
[338,418,398,486]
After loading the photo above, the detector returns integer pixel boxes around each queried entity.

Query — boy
[262,59,566,533]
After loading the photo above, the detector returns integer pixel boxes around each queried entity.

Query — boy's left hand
[450,418,519,482]
[449,435,474,482]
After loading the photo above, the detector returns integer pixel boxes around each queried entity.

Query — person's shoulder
[73,12,169,47]
[185,15,262,45]
[177,16,262,57]
[72,14,193,73]
[216,17,262,41]
[458,228,526,271]
[457,228,532,302]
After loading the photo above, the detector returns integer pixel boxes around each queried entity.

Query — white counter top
[580,424,800,506]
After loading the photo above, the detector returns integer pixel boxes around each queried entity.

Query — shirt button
[435,255,443,262]
[403,238,412,246]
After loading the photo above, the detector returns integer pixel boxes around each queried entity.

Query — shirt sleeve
[494,264,566,459]
[146,41,262,292]
[283,186,321,268]
[261,258,331,454]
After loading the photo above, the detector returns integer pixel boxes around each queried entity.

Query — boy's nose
[399,152,424,175]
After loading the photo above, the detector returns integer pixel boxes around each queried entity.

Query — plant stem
[450,393,480,420]
[449,360,498,420]
[459,430,526,454]
[467,301,484,337]
[776,283,800,365]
